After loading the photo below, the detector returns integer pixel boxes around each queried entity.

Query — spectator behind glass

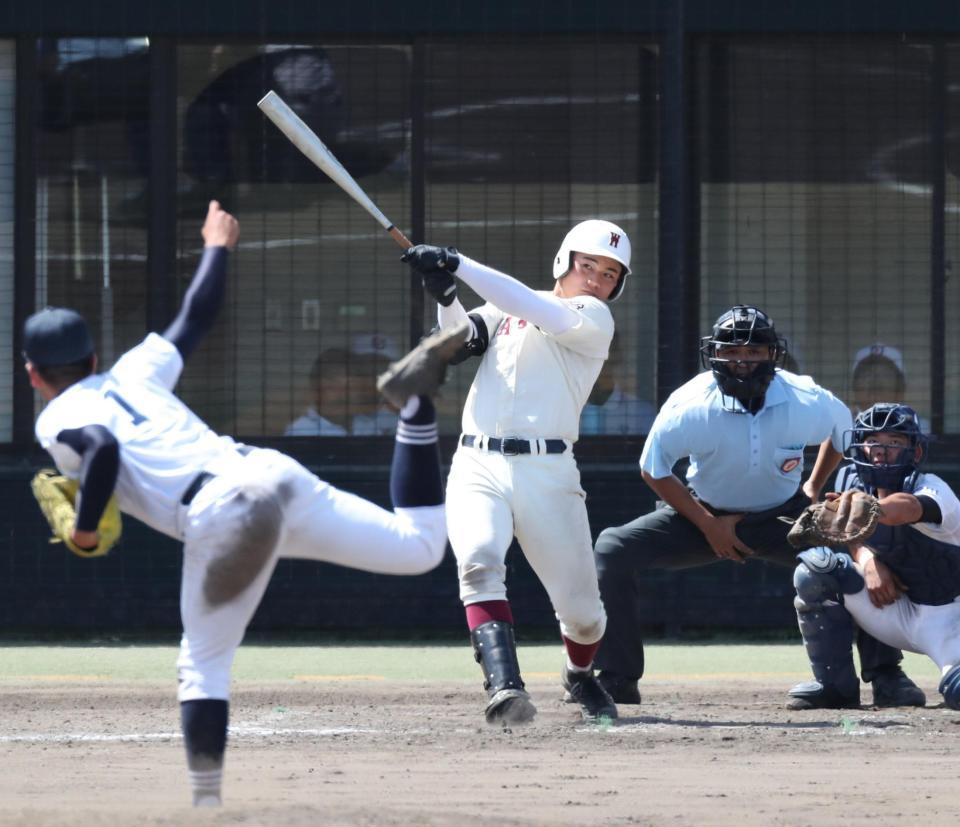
[851,344,906,416]
[849,343,930,433]
[285,333,399,436]
[580,335,656,435]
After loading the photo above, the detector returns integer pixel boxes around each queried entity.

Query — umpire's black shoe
[562,666,618,721]
[596,671,642,706]
[786,680,860,710]
[871,667,926,708]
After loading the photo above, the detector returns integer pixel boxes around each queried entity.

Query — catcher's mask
[845,403,926,492]
[552,219,632,301]
[700,305,787,411]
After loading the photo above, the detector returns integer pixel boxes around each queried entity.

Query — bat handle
[387,226,414,250]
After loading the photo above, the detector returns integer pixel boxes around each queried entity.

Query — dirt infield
[1,674,958,826]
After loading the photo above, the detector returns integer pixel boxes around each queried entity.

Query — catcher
[787,403,960,710]
[24,200,457,807]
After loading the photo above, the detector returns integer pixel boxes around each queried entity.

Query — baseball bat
[257,90,413,250]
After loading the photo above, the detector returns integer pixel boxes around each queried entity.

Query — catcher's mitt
[785,490,882,550]
[30,469,122,558]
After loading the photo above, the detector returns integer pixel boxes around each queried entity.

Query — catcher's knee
[794,549,864,604]
[939,664,960,710]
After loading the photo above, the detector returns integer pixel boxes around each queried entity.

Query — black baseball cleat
[376,322,469,409]
[485,688,537,725]
[562,666,618,721]
[596,671,642,706]
[786,680,860,711]
[871,667,926,708]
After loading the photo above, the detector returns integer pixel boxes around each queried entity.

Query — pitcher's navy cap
[23,307,94,367]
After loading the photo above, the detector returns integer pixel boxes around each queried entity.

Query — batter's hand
[861,552,906,608]
[202,200,240,251]
[701,513,756,563]
[401,244,461,274]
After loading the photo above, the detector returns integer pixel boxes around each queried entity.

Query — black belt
[181,471,215,506]
[460,434,567,456]
[180,445,255,505]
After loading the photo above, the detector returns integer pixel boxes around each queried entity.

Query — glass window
[32,37,151,417]
[175,44,412,437]
[421,40,659,437]
[697,37,933,429]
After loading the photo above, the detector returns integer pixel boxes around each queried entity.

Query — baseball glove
[785,490,883,550]
[30,469,122,558]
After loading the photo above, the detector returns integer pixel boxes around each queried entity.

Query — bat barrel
[257,90,397,233]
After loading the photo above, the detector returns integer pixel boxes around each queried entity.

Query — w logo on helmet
[608,232,621,248]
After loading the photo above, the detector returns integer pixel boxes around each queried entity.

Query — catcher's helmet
[846,403,926,492]
[700,306,787,407]
[552,220,632,301]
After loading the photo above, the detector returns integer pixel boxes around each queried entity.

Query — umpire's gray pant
[593,489,903,681]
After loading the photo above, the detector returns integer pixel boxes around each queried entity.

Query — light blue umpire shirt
[640,370,852,512]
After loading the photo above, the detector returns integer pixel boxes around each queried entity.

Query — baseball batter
[788,403,960,711]
[401,220,631,723]
[23,201,458,807]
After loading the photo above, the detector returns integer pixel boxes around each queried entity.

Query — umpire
[593,306,924,708]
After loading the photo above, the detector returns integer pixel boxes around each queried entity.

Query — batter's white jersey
[35,333,248,539]
[462,293,613,442]
[447,290,614,645]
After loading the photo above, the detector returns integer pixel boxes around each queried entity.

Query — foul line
[0,724,378,744]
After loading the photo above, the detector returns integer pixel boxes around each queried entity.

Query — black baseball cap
[23,307,94,367]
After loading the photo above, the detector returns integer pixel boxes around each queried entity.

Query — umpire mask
[700,306,787,412]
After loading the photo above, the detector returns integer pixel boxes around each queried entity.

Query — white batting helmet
[552,219,632,301]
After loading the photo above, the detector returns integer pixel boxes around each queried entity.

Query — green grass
[0,643,943,684]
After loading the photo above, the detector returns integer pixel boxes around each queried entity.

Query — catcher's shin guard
[470,621,537,725]
[787,567,860,709]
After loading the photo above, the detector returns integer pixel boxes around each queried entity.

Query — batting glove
[402,245,461,306]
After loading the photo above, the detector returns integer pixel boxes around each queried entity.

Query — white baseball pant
[444,446,606,644]
[176,448,446,701]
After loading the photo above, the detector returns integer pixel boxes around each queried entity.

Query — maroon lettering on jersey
[498,317,529,337]
[609,232,621,248]
[780,457,802,474]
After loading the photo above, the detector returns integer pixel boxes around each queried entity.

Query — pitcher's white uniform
[836,468,960,679]
[35,333,446,701]
[446,294,613,643]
